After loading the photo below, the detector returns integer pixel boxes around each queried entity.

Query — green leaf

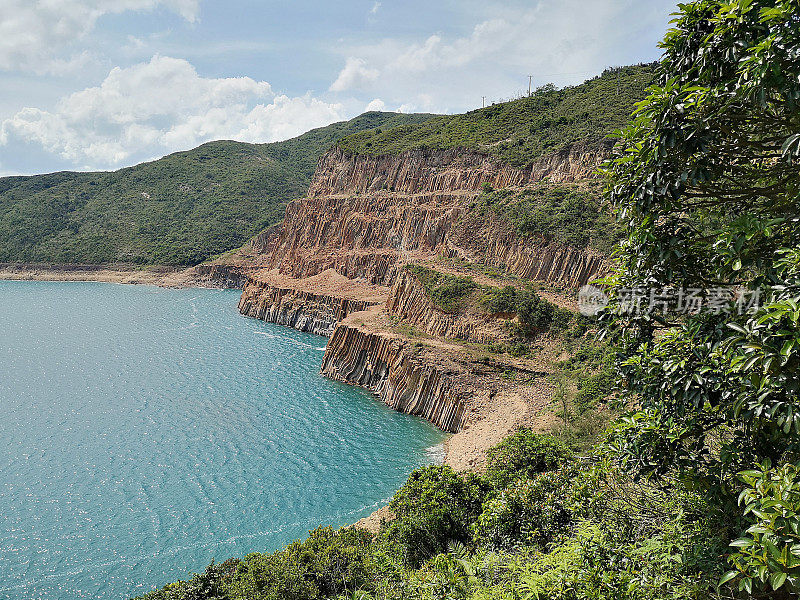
[719,570,739,586]
[770,571,787,590]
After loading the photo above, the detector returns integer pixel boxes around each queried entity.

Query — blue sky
[0,0,679,176]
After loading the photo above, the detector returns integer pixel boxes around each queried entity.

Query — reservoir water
[0,281,445,599]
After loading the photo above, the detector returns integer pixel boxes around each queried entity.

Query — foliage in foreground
[602,0,800,594]
[128,2,800,598]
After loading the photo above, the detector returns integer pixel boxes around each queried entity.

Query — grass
[336,65,655,168]
[405,265,478,314]
[0,111,435,266]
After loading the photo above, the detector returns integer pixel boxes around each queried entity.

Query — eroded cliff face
[191,264,251,288]
[238,142,610,435]
[256,144,609,288]
[450,209,608,286]
[321,322,467,432]
[261,193,463,285]
[309,143,611,197]
[239,278,379,336]
[386,269,506,343]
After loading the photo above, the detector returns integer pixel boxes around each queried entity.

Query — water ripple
[0,281,446,600]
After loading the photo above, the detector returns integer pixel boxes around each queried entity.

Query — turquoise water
[0,281,445,600]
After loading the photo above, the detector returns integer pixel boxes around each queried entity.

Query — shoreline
[0,263,208,288]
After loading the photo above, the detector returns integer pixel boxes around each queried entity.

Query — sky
[0,0,679,176]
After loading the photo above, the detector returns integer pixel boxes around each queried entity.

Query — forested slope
[0,111,434,265]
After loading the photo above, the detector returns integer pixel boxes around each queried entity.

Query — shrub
[724,461,800,595]
[479,285,517,314]
[515,289,555,334]
[135,559,239,600]
[226,551,317,600]
[574,371,615,413]
[479,286,558,335]
[407,265,477,314]
[472,469,574,551]
[485,430,572,488]
[225,527,374,600]
[381,466,490,568]
[507,343,530,358]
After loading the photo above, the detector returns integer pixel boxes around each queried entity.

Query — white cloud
[328,0,675,112]
[0,56,344,168]
[329,57,379,92]
[0,0,200,73]
[364,98,386,112]
[370,2,381,15]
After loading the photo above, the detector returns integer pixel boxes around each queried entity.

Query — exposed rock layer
[239,278,380,336]
[192,264,251,288]
[321,322,467,432]
[386,269,494,342]
[309,143,610,197]
[258,145,610,288]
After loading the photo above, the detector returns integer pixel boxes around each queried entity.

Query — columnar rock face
[526,142,612,184]
[309,148,528,196]
[386,270,492,342]
[321,323,467,432]
[308,143,610,197]
[237,142,613,433]
[450,209,608,286]
[238,277,379,336]
[261,192,465,284]
[256,144,610,288]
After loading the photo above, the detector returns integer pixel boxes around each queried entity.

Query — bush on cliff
[484,429,573,488]
[379,465,490,568]
[406,265,477,313]
[470,181,623,253]
[225,526,374,600]
[479,285,565,335]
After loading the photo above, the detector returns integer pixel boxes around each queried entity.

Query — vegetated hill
[337,64,656,167]
[0,111,435,266]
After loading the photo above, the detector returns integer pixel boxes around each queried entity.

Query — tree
[602,0,800,593]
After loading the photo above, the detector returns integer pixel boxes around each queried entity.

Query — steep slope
[234,66,654,438]
[0,111,435,266]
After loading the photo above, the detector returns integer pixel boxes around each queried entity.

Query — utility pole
[528,75,533,97]
[482,96,486,108]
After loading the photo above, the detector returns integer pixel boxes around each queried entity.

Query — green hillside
[337,64,655,167]
[0,111,434,266]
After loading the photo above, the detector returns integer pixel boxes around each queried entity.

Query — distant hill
[0,111,435,266]
[337,64,655,168]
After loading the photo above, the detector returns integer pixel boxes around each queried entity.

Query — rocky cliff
[309,142,611,197]
[237,269,387,335]
[320,320,468,432]
[237,142,610,435]
[191,263,252,288]
[386,269,503,343]
[239,278,379,336]
[255,144,609,288]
